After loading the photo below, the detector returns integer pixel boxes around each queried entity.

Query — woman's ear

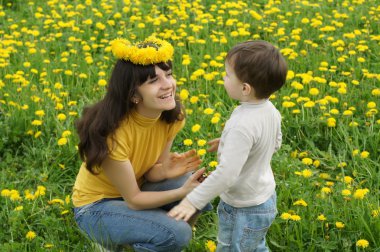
[131,93,142,104]
[242,83,252,96]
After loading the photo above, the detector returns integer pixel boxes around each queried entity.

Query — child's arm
[168,198,197,222]
[169,129,252,220]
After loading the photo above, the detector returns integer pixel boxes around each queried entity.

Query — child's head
[226,40,287,99]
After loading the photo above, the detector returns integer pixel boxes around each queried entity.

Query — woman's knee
[143,221,192,252]
[173,221,192,247]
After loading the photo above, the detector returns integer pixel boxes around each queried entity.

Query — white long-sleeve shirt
[187,100,282,209]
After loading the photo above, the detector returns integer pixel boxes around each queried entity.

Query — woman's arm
[144,139,202,182]
[103,157,205,210]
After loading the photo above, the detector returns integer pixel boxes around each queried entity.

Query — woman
[72,37,206,251]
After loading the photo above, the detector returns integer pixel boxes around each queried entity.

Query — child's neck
[241,95,266,104]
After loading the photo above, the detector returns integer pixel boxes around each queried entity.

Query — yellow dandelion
[280,212,292,220]
[352,149,359,156]
[14,206,23,211]
[317,214,327,221]
[353,188,369,200]
[10,190,22,201]
[190,96,199,104]
[35,110,45,117]
[197,139,207,146]
[191,124,201,133]
[204,108,214,115]
[371,88,380,96]
[356,239,369,248]
[301,169,313,178]
[290,215,301,221]
[209,161,218,168]
[205,240,216,252]
[197,149,206,156]
[31,120,43,126]
[341,189,351,196]
[179,89,189,100]
[337,162,347,168]
[309,88,319,96]
[326,117,336,127]
[335,222,345,229]
[61,210,70,215]
[321,187,332,194]
[48,199,65,205]
[367,102,376,109]
[301,158,313,165]
[313,160,320,167]
[183,139,193,146]
[343,176,353,184]
[111,38,130,59]
[371,209,379,218]
[26,231,37,240]
[58,138,68,146]
[98,79,107,86]
[34,131,42,138]
[1,189,11,197]
[44,244,54,248]
[62,130,72,137]
[57,113,66,121]
[360,151,369,158]
[211,116,220,124]
[293,199,308,207]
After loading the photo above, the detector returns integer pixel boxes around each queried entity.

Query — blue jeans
[73,174,211,252]
[216,193,277,252]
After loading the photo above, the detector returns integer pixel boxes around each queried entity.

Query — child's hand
[168,198,197,222]
[207,138,220,152]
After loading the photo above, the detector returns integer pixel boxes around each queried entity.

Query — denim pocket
[238,194,277,251]
[73,200,102,226]
[217,201,236,248]
[239,211,276,251]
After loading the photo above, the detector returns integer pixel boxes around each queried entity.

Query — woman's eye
[149,78,158,83]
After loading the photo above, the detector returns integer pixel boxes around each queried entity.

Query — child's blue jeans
[216,193,277,252]
[73,173,211,252]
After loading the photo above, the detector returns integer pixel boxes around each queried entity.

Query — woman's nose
[162,77,174,89]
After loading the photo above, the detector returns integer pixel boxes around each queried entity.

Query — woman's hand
[207,138,220,152]
[168,197,197,222]
[181,167,205,194]
[160,149,202,179]
[168,169,204,221]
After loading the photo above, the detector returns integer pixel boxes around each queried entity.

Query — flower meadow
[0,0,379,251]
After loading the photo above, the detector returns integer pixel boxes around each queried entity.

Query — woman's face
[134,65,177,118]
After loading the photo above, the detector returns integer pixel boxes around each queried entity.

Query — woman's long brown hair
[76,60,184,174]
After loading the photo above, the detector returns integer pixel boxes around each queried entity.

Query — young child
[168,40,287,251]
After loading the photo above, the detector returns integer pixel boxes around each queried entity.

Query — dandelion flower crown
[110,36,174,65]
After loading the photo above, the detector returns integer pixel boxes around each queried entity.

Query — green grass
[0,0,379,251]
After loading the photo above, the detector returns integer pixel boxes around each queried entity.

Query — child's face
[223,61,243,100]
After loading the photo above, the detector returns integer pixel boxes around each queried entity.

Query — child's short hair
[226,41,287,99]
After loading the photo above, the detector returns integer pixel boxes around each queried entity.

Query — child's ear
[242,83,252,96]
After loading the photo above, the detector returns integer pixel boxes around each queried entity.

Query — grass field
[0,0,379,251]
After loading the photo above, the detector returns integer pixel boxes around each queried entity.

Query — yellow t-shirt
[72,110,185,207]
